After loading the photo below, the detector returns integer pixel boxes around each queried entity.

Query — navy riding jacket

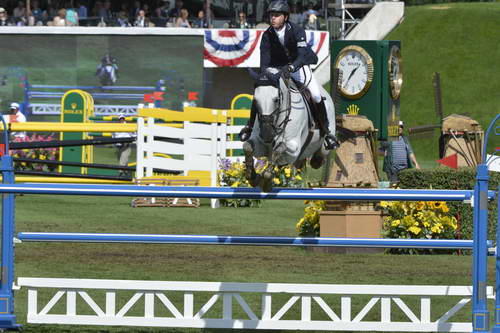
[260,21,318,71]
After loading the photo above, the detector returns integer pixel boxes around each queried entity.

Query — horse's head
[249,68,291,145]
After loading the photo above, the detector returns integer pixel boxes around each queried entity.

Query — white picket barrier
[18,277,494,331]
[135,114,245,207]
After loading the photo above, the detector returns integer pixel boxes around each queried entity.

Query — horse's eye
[274,97,279,103]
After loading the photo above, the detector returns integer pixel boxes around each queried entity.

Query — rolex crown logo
[346,104,360,115]
[71,103,77,109]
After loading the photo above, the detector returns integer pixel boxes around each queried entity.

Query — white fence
[18,277,494,331]
[136,115,245,186]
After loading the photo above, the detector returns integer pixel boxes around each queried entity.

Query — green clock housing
[331,40,401,140]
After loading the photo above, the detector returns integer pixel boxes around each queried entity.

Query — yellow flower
[39,155,46,160]
[231,181,240,187]
[433,202,443,209]
[379,201,389,208]
[284,167,291,177]
[408,226,421,235]
[295,175,302,181]
[415,202,425,211]
[441,204,449,213]
[391,219,400,227]
[273,177,280,185]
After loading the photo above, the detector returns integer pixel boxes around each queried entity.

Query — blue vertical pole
[0,119,19,329]
[472,164,490,332]
[493,184,500,332]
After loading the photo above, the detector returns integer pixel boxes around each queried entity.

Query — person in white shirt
[3,102,26,138]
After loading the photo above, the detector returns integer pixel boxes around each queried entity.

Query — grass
[386,3,500,162]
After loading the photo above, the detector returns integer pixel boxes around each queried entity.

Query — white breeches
[290,65,322,103]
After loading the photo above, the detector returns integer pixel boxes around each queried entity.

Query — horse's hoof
[310,154,324,169]
[260,177,273,193]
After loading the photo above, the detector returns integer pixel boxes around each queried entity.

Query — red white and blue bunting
[204,29,329,68]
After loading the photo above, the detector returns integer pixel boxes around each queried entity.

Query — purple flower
[219,158,232,171]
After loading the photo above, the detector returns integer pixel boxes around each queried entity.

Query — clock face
[335,45,374,99]
[388,45,403,99]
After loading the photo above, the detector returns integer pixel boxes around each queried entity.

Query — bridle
[258,74,292,147]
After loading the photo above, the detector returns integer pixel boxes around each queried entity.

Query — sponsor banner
[204,29,329,68]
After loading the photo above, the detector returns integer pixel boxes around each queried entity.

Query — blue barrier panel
[17,232,489,249]
[0,183,493,201]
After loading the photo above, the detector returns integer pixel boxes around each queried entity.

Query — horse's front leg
[243,141,260,187]
[260,162,274,193]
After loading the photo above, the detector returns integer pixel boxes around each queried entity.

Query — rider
[96,54,118,79]
[239,0,339,150]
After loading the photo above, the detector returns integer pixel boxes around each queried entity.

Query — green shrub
[398,167,500,241]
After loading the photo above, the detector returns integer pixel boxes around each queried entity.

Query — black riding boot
[239,99,258,142]
[316,99,340,150]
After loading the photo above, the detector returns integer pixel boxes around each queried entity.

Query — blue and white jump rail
[0,114,499,332]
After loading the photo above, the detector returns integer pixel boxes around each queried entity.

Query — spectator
[42,4,57,22]
[52,9,67,26]
[304,12,318,30]
[134,9,149,27]
[112,114,134,176]
[289,3,304,26]
[98,0,112,23]
[303,2,319,18]
[381,121,420,185]
[66,2,79,26]
[0,8,13,26]
[130,0,141,19]
[13,1,26,19]
[3,102,27,138]
[31,1,43,24]
[154,0,170,26]
[117,10,131,27]
[169,0,183,19]
[76,1,87,19]
[234,11,250,29]
[175,8,190,28]
[192,10,208,28]
[142,3,150,16]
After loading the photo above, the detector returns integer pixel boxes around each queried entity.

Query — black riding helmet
[267,0,290,15]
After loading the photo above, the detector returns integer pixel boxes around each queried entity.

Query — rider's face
[269,12,286,29]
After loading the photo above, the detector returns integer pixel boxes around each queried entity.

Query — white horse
[244,68,336,191]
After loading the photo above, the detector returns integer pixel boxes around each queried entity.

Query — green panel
[230,94,253,156]
[332,40,401,140]
[61,91,85,174]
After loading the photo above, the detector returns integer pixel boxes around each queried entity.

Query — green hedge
[398,167,499,241]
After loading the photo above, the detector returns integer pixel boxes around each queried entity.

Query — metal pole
[493,184,500,332]
[472,163,490,332]
[0,117,19,329]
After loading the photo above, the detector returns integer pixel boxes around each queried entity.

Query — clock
[334,45,374,99]
[388,45,403,99]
